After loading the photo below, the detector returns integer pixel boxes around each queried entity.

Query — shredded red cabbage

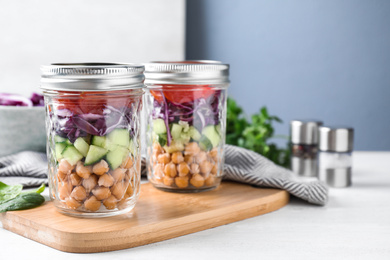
[0,93,44,107]
[152,90,222,146]
[53,104,134,143]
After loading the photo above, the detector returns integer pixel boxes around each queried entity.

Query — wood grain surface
[0,182,289,253]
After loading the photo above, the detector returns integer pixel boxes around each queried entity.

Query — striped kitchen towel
[0,145,328,205]
[223,144,328,205]
[0,151,48,187]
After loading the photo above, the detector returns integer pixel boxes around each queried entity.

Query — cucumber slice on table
[107,129,130,148]
[202,125,221,148]
[153,119,167,134]
[171,123,183,141]
[84,145,108,166]
[106,146,129,169]
[74,137,90,157]
[55,142,67,161]
[61,146,84,166]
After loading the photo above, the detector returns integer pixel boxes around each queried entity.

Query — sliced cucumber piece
[107,129,130,148]
[202,125,221,148]
[180,132,191,144]
[84,145,108,166]
[153,119,167,134]
[91,136,106,148]
[54,135,67,143]
[66,139,72,145]
[74,137,90,157]
[104,139,119,151]
[55,142,67,161]
[199,136,213,151]
[61,146,84,166]
[171,123,183,141]
[188,126,201,141]
[106,146,129,169]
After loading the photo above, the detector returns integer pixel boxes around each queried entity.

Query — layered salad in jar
[147,85,226,191]
[47,91,142,215]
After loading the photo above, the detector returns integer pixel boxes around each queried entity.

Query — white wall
[0,0,185,95]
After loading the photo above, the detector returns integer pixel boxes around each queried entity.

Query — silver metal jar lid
[40,63,145,92]
[319,126,354,152]
[144,60,230,85]
[290,120,323,145]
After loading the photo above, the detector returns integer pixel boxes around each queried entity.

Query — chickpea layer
[150,142,220,189]
[56,157,136,212]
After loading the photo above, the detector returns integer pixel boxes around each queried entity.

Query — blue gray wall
[186,0,390,151]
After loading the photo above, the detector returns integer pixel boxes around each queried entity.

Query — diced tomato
[53,90,137,114]
[53,93,81,114]
[150,84,216,103]
[77,92,107,114]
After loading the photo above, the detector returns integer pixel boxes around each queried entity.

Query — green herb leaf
[0,182,23,204]
[0,193,45,213]
[226,97,291,168]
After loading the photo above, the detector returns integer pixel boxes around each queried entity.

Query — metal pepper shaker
[290,120,323,177]
[318,126,354,188]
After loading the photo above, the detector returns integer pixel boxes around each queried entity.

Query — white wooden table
[1,152,389,259]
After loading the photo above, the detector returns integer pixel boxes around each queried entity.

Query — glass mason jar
[41,63,144,217]
[144,61,230,192]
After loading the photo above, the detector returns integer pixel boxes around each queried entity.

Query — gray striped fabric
[223,144,328,206]
[0,151,48,187]
[0,145,328,205]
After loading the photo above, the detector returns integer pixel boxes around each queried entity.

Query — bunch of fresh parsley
[226,97,290,168]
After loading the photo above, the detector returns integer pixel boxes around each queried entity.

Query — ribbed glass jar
[41,63,144,217]
[144,61,230,192]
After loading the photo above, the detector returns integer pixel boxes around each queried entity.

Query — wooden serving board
[0,182,289,253]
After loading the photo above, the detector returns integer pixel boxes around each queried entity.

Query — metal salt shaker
[318,126,354,188]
